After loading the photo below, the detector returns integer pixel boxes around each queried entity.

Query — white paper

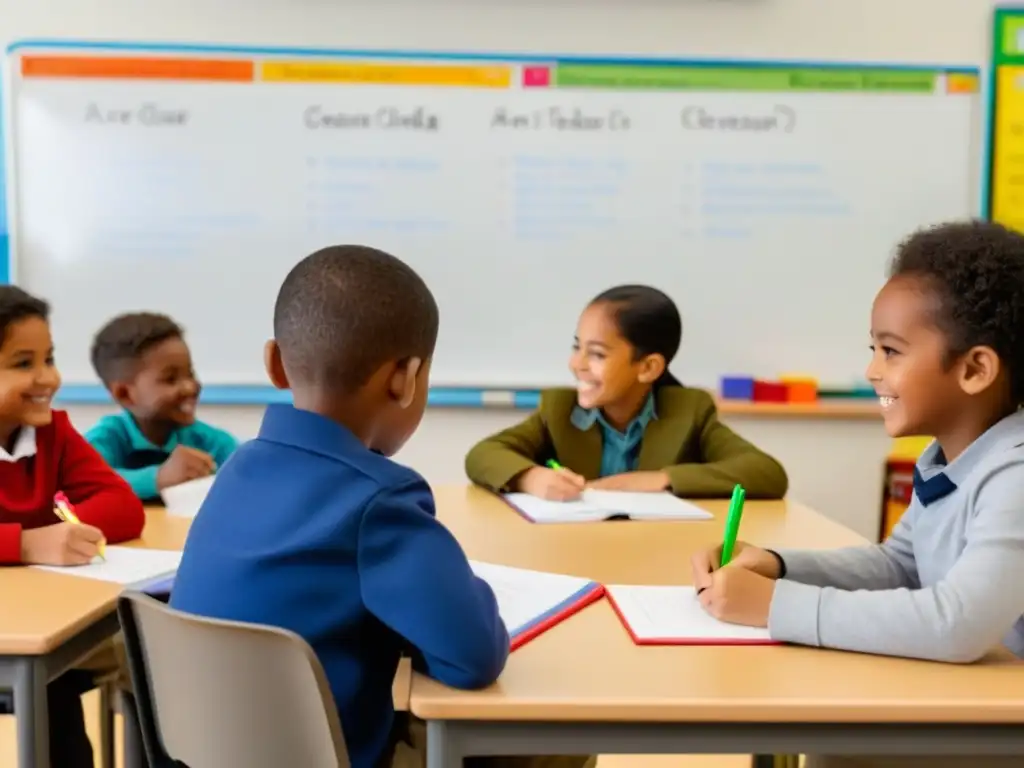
[32,546,182,586]
[161,475,216,518]
[504,490,712,524]
[469,560,596,637]
[606,584,772,643]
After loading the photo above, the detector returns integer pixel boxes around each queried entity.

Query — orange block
[780,375,818,403]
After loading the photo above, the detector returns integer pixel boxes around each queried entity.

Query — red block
[752,380,788,403]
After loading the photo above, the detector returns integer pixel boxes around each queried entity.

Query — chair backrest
[117,591,349,768]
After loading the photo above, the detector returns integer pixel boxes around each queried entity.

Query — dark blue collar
[258,403,368,460]
[912,465,957,506]
[911,410,1024,506]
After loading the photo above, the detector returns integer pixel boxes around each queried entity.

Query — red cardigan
[0,410,145,563]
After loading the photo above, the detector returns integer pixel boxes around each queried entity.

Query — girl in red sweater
[0,286,143,766]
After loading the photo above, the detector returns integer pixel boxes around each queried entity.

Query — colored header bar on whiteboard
[555,64,976,93]
[261,60,512,88]
[20,55,254,81]
[11,49,977,95]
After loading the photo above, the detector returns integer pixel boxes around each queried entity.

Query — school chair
[116,591,349,768]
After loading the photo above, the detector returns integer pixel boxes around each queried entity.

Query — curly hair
[0,286,48,346]
[889,219,1024,405]
[90,312,184,386]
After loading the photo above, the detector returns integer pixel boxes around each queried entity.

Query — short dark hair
[0,286,49,347]
[890,219,1024,405]
[91,312,184,386]
[273,245,439,392]
[590,284,683,389]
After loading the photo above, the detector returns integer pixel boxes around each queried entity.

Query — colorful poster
[989,9,1024,231]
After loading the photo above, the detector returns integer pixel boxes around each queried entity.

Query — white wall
[4,0,995,539]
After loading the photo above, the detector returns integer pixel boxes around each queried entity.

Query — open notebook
[469,560,605,650]
[503,490,713,524]
[161,475,217,519]
[32,546,182,594]
[605,584,776,645]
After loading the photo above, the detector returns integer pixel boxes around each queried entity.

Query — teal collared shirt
[85,411,240,501]
[570,394,658,477]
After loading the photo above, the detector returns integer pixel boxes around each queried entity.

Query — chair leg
[120,690,149,768]
[98,681,115,768]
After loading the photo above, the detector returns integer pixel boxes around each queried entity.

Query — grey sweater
[769,410,1024,663]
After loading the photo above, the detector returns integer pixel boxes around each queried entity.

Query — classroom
[1,0,1024,766]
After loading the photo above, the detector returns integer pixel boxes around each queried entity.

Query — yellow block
[260,60,511,88]
[991,66,1024,231]
[888,435,931,462]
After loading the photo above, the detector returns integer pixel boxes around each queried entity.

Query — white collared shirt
[0,427,37,463]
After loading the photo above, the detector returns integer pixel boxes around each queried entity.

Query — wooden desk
[414,487,1024,766]
[715,399,880,420]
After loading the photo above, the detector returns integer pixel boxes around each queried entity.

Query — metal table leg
[13,658,48,768]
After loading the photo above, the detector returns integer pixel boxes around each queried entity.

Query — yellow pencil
[53,496,106,560]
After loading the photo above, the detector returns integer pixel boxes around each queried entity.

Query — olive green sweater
[465,387,788,498]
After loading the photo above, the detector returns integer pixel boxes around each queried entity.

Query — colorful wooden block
[720,376,755,400]
[779,375,819,403]
[752,380,788,403]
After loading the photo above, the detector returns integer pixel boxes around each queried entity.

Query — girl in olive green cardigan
[465,285,788,501]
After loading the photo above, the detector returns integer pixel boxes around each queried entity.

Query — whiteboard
[4,43,981,389]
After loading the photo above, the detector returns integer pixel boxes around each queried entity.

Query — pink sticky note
[522,66,551,87]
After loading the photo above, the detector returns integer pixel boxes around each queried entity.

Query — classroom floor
[0,690,753,767]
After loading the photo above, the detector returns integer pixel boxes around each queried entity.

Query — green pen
[720,484,746,567]
[546,459,564,471]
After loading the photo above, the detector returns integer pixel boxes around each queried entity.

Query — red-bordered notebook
[469,561,606,650]
[605,584,779,646]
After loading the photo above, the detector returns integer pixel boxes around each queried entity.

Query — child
[85,312,239,502]
[691,220,1024,768]
[0,286,145,767]
[169,245,595,768]
[465,284,788,501]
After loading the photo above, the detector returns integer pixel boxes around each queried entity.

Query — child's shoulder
[83,410,130,438]
[654,385,716,416]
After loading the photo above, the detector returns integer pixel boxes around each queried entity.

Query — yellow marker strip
[260,61,511,88]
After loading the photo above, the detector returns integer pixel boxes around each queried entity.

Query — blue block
[720,376,755,400]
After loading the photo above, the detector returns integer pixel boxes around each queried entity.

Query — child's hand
[21,522,105,566]
[586,471,670,493]
[157,445,215,490]
[516,466,585,500]
[690,542,781,591]
[697,565,776,628]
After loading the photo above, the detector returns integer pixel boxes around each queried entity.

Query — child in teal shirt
[85,312,239,502]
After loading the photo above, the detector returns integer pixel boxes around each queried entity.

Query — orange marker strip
[20,55,255,82]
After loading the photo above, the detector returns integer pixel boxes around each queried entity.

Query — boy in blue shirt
[170,245,594,768]
[85,312,239,501]
[692,220,1024,767]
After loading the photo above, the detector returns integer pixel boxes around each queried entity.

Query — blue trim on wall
[53,384,529,408]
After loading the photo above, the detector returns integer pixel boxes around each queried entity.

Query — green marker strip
[553,64,939,93]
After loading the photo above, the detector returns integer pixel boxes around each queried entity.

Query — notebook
[605,584,776,645]
[502,490,713,524]
[32,546,183,591]
[161,475,216,518]
[469,560,605,650]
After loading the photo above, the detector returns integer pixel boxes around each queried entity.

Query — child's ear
[636,353,667,385]
[264,340,290,390]
[109,381,134,408]
[958,345,1000,396]
[388,357,422,409]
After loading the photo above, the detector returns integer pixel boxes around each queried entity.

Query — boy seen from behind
[86,312,239,502]
[170,245,594,768]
